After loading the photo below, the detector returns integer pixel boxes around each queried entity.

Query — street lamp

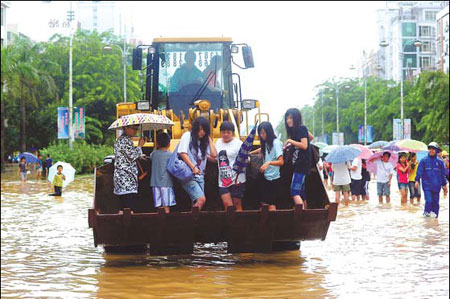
[333,83,350,134]
[320,86,329,138]
[68,1,74,149]
[104,43,127,103]
[379,39,422,140]
[350,52,369,145]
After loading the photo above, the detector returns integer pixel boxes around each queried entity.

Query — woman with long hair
[177,117,217,210]
[396,153,410,204]
[250,121,284,211]
[284,108,313,209]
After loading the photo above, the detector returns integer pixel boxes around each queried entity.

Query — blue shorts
[398,183,408,190]
[219,183,246,199]
[290,172,306,197]
[377,182,390,196]
[180,175,205,202]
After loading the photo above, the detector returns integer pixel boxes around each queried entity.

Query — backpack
[167,144,194,182]
[311,144,320,166]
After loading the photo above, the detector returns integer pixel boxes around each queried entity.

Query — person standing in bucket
[415,142,448,218]
[214,121,246,211]
[113,124,146,212]
[177,117,217,211]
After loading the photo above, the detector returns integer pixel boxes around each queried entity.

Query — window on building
[421,41,433,53]
[420,56,431,69]
[424,11,437,21]
[402,39,417,52]
[419,25,436,37]
[403,54,417,68]
[402,23,416,37]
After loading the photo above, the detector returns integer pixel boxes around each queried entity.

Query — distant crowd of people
[320,144,449,218]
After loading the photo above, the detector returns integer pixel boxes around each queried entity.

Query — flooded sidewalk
[1,165,449,298]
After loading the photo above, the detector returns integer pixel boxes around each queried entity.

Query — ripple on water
[1,167,449,298]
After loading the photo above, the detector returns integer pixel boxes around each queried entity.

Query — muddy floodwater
[1,165,449,298]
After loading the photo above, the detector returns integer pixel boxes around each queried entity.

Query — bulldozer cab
[133,37,254,115]
[155,39,232,117]
[118,37,261,152]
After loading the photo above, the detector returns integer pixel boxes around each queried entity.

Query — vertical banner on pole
[57,107,69,139]
[339,133,344,146]
[367,125,373,143]
[358,125,374,144]
[332,133,339,145]
[358,125,364,143]
[73,107,85,139]
[393,119,402,141]
[403,119,411,140]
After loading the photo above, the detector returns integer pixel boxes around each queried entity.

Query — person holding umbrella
[49,165,66,196]
[109,113,174,212]
[369,152,395,204]
[113,124,146,212]
[325,146,361,206]
[415,142,448,218]
[407,153,421,204]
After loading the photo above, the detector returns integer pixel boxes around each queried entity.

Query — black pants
[120,193,138,211]
[49,186,62,196]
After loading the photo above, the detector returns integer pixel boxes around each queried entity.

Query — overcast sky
[7,1,386,129]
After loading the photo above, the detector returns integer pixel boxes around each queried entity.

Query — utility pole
[123,19,127,103]
[336,87,339,133]
[312,106,315,137]
[321,89,324,137]
[68,1,74,149]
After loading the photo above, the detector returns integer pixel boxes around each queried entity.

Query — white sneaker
[423,212,431,217]
[430,212,438,218]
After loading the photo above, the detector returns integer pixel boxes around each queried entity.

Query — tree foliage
[277,72,449,146]
[1,30,143,161]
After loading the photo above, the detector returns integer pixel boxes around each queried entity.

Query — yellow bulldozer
[89,37,336,255]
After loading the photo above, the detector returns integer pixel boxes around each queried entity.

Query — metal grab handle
[254,113,269,125]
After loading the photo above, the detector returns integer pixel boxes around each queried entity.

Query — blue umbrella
[232,122,258,183]
[383,140,401,152]
[325,145,362,164]
[368,140,388,149]
[18,152,40,164]
[416,150,428,162]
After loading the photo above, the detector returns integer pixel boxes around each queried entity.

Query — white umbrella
[48,161,76,188]
[108,113,174,130]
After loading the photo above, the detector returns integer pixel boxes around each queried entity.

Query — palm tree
[4,34,57,153]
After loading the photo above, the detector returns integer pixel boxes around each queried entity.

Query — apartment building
[376,1,448,81]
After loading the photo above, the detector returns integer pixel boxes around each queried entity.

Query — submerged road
[1,165,448,298]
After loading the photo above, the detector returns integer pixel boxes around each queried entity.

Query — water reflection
[1,165,448,298]
[96,247,330,298]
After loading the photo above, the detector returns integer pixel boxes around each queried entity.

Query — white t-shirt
[177,131,210,172]
[375,160,394,183]
[332,162,351,186]
[350,158,362,180]
[216,138,246,187]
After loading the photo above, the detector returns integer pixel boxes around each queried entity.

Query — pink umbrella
[349,144,373,160]
[366,151,398,175]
